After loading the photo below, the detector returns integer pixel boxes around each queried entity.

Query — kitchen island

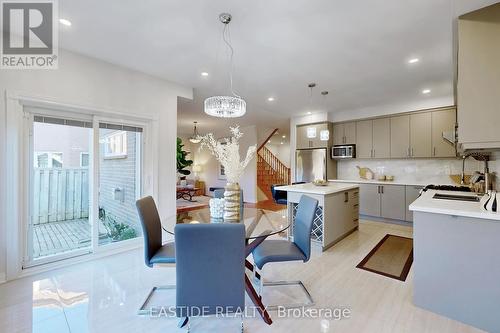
[276,183,360,251]
[410,189,500,333]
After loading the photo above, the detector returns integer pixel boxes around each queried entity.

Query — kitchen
[278,3,500,332]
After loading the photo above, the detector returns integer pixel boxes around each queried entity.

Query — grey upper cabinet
[405,185,423,222]
[344,122,356,144]
[330,108,456,159]
[432,108,456,157]
[372,118,391,158]
[410,113,432,158]
[379,184,406,221]
[333,123,344,145]
[458,6,500,150]
[333,122,356,145]
[359,184,380,217]
[356,120,373,159]
[296,123,332,149]
[390,115,410,158]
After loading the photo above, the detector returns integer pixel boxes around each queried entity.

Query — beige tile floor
[0,220,485,333]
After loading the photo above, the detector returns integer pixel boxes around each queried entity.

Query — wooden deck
[33,219,110,258]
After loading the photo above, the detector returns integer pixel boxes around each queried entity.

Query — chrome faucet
[461,153,490,191]
[460,155,468,185]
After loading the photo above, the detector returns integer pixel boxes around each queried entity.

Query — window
[34,152,63,168]
[104,131,127,158]
[80,152,89,167]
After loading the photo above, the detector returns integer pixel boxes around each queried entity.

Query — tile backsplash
[338,157,498,187]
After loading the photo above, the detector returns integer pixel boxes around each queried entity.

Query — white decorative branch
[199,126,257,184]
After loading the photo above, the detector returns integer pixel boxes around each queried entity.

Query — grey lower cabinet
[359,183,406,221]
[359,184,381,216]
[380,185,406,221]
[405,185,423,222]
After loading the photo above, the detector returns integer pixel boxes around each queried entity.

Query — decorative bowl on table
[312,179,329,186]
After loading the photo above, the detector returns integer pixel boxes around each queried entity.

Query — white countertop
[409,189,500,221]
[328,179,455,187]
[276,182,359,195]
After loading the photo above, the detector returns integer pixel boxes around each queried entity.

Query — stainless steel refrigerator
[295,148,337,183]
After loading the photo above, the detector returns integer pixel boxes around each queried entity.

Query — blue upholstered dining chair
[135,196,176,314]
[175,223,246,331]
[251,195,318,309]
[214,189,245,218]
[213,189,225,199]
[270,184,288,205]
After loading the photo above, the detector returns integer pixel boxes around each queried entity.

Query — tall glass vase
[224,182,241,222]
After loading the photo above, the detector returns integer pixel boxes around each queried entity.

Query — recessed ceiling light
[307,111,312,115]
[268,140,271,144]
[408,58,420,64]
[282,135,286,139]
[201,72,209,77]
[280,142,284,145]
[59,18,72,26]
[422,89,431,94]
[267,97,275,102]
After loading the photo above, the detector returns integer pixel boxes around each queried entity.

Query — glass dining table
[161,207,290,325]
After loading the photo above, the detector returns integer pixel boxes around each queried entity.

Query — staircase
[257,130,291,200]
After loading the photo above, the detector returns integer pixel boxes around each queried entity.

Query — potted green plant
[177,137,193,183]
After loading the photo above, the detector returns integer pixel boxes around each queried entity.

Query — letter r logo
[2,2,53,54]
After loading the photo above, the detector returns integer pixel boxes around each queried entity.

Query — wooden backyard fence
[33,168,89,225]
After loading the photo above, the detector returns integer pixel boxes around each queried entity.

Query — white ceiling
[58,0,498,135]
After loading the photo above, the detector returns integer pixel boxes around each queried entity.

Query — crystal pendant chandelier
[189,121,201,144]
[204,13,246,118]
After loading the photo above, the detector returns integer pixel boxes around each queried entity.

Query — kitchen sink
[432,193,481,202]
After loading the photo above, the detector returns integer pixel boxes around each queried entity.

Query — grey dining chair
[251,195,318,309]
[214,189,245,219]
[175,223,246,332]
[136,196,176,314]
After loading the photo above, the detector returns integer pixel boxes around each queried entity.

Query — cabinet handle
[344,192,349,203]
[380,186,384,194]
[377,185,380,194]
[373,149,376,158]
[411,147,414,157]
[407,147,410,157]
[433,147,436,156]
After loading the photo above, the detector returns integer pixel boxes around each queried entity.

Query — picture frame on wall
[217,137,228,180]
[218,163,226,180]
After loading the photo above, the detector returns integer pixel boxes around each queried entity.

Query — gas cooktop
[422,185,472,192]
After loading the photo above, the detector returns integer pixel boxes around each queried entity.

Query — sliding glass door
[28,115,93,265]
[25,111,144,267]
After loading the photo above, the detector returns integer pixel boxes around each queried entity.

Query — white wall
[194,125,258,203]
[0,50,191,281]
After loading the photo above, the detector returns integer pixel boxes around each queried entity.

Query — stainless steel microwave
[331,145,356,159]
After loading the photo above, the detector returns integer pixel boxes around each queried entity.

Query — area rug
[356,234,413,281]
[176,195,211,213]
